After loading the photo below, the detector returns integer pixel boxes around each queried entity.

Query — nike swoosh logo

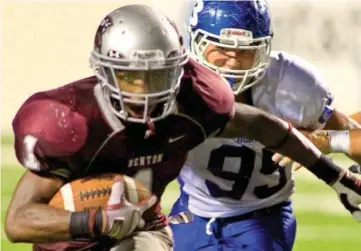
[168,134,186,143]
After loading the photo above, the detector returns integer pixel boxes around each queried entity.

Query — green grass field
[2,137,361,251]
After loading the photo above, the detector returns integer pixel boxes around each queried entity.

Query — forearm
[349,130,361,162]
[257,116,322,167]
[223,103,321,167]
[314,110,361,164]
[242,116,346,185]
[309,123,361,165]
[222,103,346,185]
[6,203,71,243]
[327,129,361,164]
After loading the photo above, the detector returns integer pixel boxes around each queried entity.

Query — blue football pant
[169,196,296,251]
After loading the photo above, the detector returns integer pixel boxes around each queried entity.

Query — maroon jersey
[12,59,234,250]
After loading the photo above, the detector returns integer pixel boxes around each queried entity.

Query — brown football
[49,173,152,212]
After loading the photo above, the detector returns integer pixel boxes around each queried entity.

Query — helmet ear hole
[109,96,121,111]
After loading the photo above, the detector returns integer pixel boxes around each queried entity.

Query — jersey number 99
[205,145,287,200]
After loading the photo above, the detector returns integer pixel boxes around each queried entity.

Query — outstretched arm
[222,102,322,168]
[221,103,361,221]
[292,110,361,165]
[324,109,360,164]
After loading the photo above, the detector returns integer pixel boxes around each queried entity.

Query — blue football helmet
[189,0,273,94]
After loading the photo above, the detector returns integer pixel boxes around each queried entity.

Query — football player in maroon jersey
[5,4,361,251]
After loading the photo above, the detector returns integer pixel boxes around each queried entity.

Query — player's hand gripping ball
[49,173,157,239]
[49,173,152,211]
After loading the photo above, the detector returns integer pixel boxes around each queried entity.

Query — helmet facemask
[90,50,187,123]
[190,28,272,95]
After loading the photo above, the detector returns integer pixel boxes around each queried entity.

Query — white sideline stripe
[124,176,139,204]
[60,183,75,212]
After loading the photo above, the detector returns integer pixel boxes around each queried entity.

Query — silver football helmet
[90,5,188,123]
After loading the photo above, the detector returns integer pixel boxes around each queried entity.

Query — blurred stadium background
[1,1,361,250]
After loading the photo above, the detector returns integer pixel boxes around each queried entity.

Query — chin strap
[145,117,156,139]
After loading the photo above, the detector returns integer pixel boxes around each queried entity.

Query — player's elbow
[5,216,22,243]
[5,228,21,243]
[5,208,27,243]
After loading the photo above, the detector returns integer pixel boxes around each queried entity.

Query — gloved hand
[103,175,157,239]
[332,165,361,222]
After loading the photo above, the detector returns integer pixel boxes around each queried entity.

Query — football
[49,173,152,212]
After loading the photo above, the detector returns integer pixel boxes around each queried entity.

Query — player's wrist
[328,130,350,154]
[69,209,106,239]
[307,155,344,185]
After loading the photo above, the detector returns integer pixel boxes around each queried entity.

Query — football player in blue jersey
[169,1,361,251]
